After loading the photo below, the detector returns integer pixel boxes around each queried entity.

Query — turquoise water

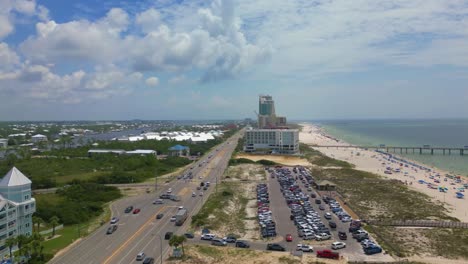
[318,119,468,176]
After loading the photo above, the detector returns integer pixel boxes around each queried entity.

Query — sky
[1,0,468,121]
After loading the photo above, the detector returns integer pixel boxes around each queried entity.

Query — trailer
[175,209,188,226]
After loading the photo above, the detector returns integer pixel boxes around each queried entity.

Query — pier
[311,145,467,156]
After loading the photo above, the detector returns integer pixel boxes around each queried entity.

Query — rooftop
[0,167,32,187]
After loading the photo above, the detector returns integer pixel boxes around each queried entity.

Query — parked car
[315,233,331,241]
[223,235,237,243]
[211,238,227,246]
[329,221,337,228]
[286,234,293,242]
[338,231,347,240]
[267,243,286,251]
[201,234,215,240]
[235,240,250,248]
[192,192,196,197]
[170,216,176,222]
[319,205,325,210]
[133,208,141,214]
[324,213,332,219]
[136,252,145,261]
[184,233,194,239]
[156,213,164,219]
[364,245,383,255]
[110,217,119,224]
[296,244,314,252]
[143,257,155,264]
[124,206,134,213]
[331,241,346,250]
[164,232,173,240]
[316,249,339,259]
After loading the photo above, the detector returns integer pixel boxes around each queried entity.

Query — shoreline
[299,122,468,222]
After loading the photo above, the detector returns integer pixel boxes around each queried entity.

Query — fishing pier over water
[312,145,468,155]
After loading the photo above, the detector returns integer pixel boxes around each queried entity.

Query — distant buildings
[114,131,222,143]
[244,95,299,154]
[0,139,7,148]
[0,167,35,258]
[87,149,157,157]
[31,134,47,143]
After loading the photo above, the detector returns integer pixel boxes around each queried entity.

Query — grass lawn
[42,224,80,256]
[54,171,107,184]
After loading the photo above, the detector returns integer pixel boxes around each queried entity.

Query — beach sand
[299,123,468,222]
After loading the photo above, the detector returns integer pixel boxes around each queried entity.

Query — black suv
[338,231,347,240]
[329,221,337,229]
[156,213,164,219]
[235,240,250,248]
[164,232,173,240]
[267,243,286,251]
[124,206,134,213]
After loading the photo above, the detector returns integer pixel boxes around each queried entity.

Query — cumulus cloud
[145,76,159,86]
[0,0,50,39]
[0,42,20,71]
[135,8,161,33]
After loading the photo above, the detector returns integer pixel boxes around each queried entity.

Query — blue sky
[1,0,468,121]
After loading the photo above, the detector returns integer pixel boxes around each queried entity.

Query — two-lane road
[49,132,242,264]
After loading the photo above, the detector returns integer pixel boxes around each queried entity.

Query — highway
[49,131,242,264]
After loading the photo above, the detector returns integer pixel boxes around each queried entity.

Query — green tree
[5,237,17,261]
[169,235,187,256]
[49,216,60,237]
[32,216,44,233]
[16,234,29,257]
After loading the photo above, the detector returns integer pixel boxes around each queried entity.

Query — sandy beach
[299,123,468,222]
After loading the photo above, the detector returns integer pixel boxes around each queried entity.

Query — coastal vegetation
[300,143,354,168]
[35,183,121,225]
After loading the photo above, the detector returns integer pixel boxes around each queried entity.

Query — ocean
[317,119,468,176]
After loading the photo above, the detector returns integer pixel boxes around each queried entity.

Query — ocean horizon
[306,119,468,176]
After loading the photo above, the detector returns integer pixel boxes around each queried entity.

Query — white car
[331,241,346,249]
[170,216,176,222]
[324,213,332,219]
[315,233,331,241]
[296,244,314,252]
[201,233,216,240]
[167,188,172,193]
[192,192,196,197]
[199,192,204,196]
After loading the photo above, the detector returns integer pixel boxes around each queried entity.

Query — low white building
[125,149,157,157]
[0,139,7,148]
[244,129,299,154]
[31,134,47,143]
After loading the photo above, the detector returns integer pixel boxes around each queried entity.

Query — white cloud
[0,42,20,71]
[145,76,159,86]
[136,8,161,33]
[0,0,50,39]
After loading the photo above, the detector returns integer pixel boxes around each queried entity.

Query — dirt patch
[236,154,311,166]
[224,164,266,181]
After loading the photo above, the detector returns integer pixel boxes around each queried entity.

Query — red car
[286,234,293,242]
[316,249,339,259]
[133,208,141,214]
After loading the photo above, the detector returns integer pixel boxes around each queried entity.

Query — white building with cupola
[0,167,35,257]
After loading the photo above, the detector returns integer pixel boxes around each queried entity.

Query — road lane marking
[103,206,166,264]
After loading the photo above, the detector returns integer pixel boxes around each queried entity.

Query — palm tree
[5,237,17,261]
[32,216,44,233]
[50,216,60,237]
[16,234,29,258]
[169,235,187,256]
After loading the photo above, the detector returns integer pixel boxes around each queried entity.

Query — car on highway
[235,240,250,248]
[296,244,314,252]
[142,257,155,264]
[331,241,346,250]
[267,243,286,251]
[170,216,176,222]
[133,208,141,214]
[106,225,117,234]
[124,206,134,213]
[156,213,164,219]
[338,231,347,240]
[192,192,196,197]
[201,233,215,240]
[211,238,227,246]
[136,252,145,261]
[199,192,204,196]
[286,234,293,242]
[164,232,173,240]
[167,188,172,193]
[196,186,201,190]
[153,199,163,204]
[110,217,119,224]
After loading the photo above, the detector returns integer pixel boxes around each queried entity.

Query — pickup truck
[316,249,339,259]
